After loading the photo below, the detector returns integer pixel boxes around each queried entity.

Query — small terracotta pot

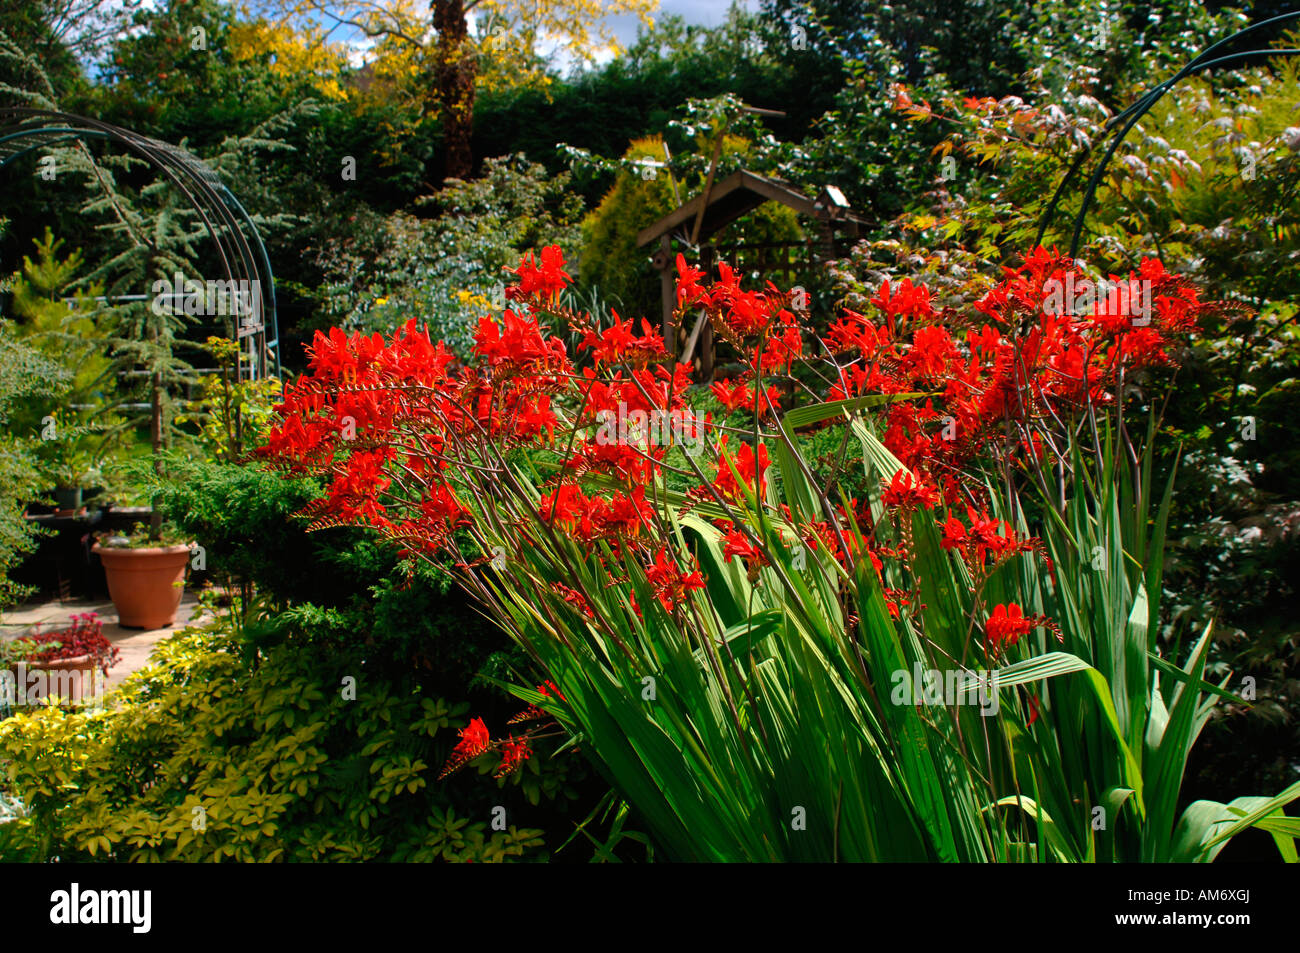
[93,543,191,629]
[8,655,104,706]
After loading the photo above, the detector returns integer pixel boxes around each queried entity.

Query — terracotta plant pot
[93,543,191,629]
[6,655,104,707]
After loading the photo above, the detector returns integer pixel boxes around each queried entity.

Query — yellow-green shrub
[0,621,575,862]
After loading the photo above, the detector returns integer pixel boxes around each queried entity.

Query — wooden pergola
[636,169,868,380]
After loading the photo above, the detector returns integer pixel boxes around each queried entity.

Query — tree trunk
[150,369,163,540]
[432,0,476,180]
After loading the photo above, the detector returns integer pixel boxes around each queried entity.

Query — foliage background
[2,0,1299,859]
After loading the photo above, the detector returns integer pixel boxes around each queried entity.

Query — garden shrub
[7,229,125,499]
[0,317,65,610]
[0,619,584,862]
[144,453,525,691]
[309,154,583,356]
[257,243,1300,861]
[574,135,680,317]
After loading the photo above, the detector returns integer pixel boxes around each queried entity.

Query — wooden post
[819,219,837,261]
[658,234,677,359]
[150,369,163,540]
[690,124,727,247]
[699,244,716,382]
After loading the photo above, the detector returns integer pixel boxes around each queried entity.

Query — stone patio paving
[1,594,205,691]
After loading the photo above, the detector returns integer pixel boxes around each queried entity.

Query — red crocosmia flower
[440,716,492,779]
[965,508,1005,549]
[307,325,386,382]
[1137,257,1166,282]
[645,547,706,611]
[540,486,653,542]
[325,449,393,525]
[472,308,568,374]
[1114,326,1172,367]
[455,717,490,755]
[599,487,655,539]
[756,323,803,375]
[907,325,956,378]
[722,527,766,565]
[508,245,570,300]
[940,514,967,551]
[710,378,780,415]
[580,312,666,366]
[1026,693,1042,725]
[872,278,934,323]
[710,378,751,411]
[938,506,1042,573]
[829,362,873,401]
[260,412,327,468]
[537,245,570,287]
[866,545,884,578]
[568,439,662,484]
[423,482,467,521]
[827,312,885,356]
[704,261,775,339]
[472,313,509,362]
[513,393,558,443]
[984,603,1049,657]
[537,679,566,702]
[967,323,1001,353]
[495,735,533,778]
[712,440,771,501]
[882,588,913,620]
[509,677,570,725]
[881,468,939,510]
[551,582,595,620]
[675,254,707,307]
[539,483,586,522]
[539,484,597,539]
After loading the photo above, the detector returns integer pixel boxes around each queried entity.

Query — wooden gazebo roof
[637,168,868,378]
[636,169,865,248]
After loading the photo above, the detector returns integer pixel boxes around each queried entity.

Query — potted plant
[48,454,103,516]
[28,415,113,517]
[91,246,208,629]
[1,612,119,708]
[92,526,191,629]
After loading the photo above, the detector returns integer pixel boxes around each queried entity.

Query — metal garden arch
[0,106,280,382]
[1038,11,1300,257]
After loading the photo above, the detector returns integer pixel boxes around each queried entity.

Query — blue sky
[327,0,763,71]
[107,1,760,70]
[605,0,758,45]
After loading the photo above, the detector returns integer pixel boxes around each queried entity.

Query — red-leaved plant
[22,613,120,675]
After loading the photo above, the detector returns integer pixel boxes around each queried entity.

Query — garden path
[0,594,204,691]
